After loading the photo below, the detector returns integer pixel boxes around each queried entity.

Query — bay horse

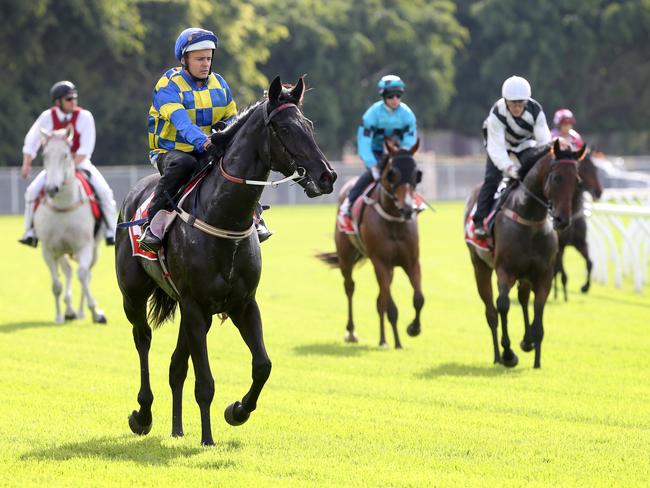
[554,152,603,300]
[115,76,336,445]
[33,126,107,324]
[465,139,585,368]
[318,139,423,349]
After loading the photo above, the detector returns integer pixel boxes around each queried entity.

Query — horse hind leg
[76,245,106,324]
[124,292,155,436]
[226,300,272,430]
[343,268,358,343]
[59,255,77,320]
[518,282,534,352]
[574,240,592,293]
[470,251,500,364]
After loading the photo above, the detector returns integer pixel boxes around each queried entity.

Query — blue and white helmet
[174,28,218,61]
[377,75,405,96]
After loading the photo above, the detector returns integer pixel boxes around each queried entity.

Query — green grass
[0,203,648,487]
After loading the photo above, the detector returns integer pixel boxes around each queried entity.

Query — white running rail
[586,189,650,293]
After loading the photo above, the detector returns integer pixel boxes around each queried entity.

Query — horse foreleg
[405,261,424,337]
[169,326,190,437]
[496,269,518,368]
[226,300,272,427]
[59,255,77,320]
[558,246,568,302]
[517,282,534,352]
[470,251,499,364]
[76,245,106,324]
[373,262,399,348]
[124,294,154,436]
[574,239,593,294]
[41,249,63,324]
[180,300,215,446]
[531,273,553,369]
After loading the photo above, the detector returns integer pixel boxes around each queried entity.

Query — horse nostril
[319,171,333,187]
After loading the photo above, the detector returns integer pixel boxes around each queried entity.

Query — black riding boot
[473,156,503,239]
[139,151,199,253]
[347,168,375,215]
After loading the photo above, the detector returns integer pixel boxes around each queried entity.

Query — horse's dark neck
[509,154,551,221]
[199,109,270,230]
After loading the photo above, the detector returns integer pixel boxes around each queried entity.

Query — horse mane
[219,81,307,146]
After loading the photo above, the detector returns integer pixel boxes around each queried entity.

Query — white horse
[33,126,107,324]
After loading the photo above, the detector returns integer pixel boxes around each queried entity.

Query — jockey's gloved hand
[505,164,519,180]
[212,120,228,132]
[210,130,228,147]
[371,166,381,181]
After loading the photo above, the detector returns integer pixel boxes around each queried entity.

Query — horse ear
[384,137,398,156]
[290,77,305,103]
[268,76,282,102]
[65,125,74,145]
[552,137,561,158]
[409,138,420,155]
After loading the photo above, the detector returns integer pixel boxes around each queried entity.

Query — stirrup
[105,236,115,246]
[18,235,38,248]
[474,224,488,240]
[138,225,162,253]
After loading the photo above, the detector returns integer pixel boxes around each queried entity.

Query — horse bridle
[219,100,307,187]
[520,158,580,213]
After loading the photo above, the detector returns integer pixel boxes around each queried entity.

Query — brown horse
[554,152,603,300]
[465,139,586,368]
[317,139,423,348]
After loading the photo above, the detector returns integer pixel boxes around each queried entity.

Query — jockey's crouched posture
[338,75,417,231]
[19,81,117,247]
[138,27,271,253]
[473,75,552,239]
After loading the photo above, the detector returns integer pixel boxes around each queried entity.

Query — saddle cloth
[336,184,427,235]
[34,170,102,222]
[464,202,492,252]
[127,171,206,260]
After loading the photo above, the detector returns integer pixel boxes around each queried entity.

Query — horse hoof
[94,315,107,324]
[520,340,535,352]
[406,323,421,337]
[55,316,64,325]
[128,410,152,436]
[344,332,359,343]
[379,342,389,349]
[224,401,250,426]
[581,284,590,293]
[64,312,77,321]
[502,352,519,368]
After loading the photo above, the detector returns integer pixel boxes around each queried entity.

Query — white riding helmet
[501,76,531,101]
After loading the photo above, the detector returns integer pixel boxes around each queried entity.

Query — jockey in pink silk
[551,108,585,151]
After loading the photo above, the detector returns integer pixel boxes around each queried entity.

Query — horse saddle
[125,170,208,260]
[35,170,103,226]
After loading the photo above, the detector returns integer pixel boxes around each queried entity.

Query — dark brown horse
[465,139,586,368]
[115,76,336,445]
[318,139,423,348]
[554,152,603,300]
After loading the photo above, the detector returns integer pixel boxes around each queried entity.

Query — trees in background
[2,0,649,165]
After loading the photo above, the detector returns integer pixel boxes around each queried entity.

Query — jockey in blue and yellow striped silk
[148,68,236,157]
[139,27,240,252]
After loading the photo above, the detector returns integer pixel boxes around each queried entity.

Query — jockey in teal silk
[338,75,417,231]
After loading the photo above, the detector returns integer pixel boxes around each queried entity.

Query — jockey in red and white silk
[20,81,117,247]
[551,108,585,150]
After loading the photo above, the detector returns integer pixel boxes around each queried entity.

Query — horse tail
[315,251,340,268]
[147,287,177,329]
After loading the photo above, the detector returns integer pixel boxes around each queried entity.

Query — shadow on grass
[21,434,242,466]
[293,342,375,357]
[0,321,60,334]
[417,362,523,379]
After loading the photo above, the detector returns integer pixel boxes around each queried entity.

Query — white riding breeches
[23,159,117,238]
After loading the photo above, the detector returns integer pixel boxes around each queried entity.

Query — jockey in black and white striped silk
[473,75,552,240]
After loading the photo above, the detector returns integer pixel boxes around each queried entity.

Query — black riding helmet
[50,81,77,102]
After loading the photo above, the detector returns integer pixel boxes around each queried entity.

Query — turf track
[0,203,648,487]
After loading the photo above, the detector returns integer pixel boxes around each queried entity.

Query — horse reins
[505,158,578,226]
[219,101,307,187]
